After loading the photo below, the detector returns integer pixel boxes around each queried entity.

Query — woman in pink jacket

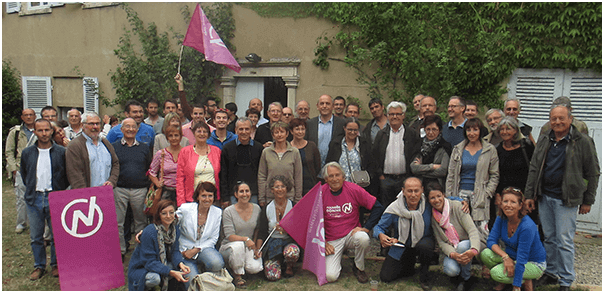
[177,121,221,206]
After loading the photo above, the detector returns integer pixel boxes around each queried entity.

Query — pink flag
[183,4,241,73]
[280,183,327,285]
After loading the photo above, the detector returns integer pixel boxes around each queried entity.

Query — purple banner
[49,185,124,291]
[302,187,327,285]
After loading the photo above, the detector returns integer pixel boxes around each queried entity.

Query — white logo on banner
[61,196,103,238]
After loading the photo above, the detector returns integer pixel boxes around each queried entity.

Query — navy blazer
[20,142,68,205]
[304,115,346,152]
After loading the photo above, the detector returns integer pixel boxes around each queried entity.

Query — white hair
[81,111,99,123]
[386,101,407,114]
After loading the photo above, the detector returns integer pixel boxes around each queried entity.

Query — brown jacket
[66,134,120,189]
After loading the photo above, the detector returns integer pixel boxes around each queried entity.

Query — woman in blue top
[480,187,546,291]
[128,200,190,290]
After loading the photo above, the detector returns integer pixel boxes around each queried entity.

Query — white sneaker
[15,225,25,234]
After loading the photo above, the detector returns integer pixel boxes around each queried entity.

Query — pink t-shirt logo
[342,202,353,214]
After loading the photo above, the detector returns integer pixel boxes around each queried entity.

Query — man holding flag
[321,162,384,283]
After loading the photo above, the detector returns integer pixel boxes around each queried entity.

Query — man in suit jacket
[305,94,346,167]
[371,101,420,207]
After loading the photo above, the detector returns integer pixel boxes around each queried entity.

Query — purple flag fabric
[183,4,241,73]
[49,186,124,291]
[280,182,327,285]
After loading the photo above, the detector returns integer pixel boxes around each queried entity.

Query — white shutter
[50,2,64,7]
[22,76,52,118]
[562,70,602,123]
[507,69,564,121]
[6,2,20,13]
[83,77,99,113]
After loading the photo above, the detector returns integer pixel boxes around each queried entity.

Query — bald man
[305,95,346,167]
[249,98,268,126]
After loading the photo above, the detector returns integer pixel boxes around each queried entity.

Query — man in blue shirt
[207,109,237,150]
[442,96,467,147]
[305,95,346,167]
[106,100,155,149]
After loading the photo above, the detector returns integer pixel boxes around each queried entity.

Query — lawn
[2,177,575,291]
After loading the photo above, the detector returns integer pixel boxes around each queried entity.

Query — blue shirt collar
[235,137,254,146]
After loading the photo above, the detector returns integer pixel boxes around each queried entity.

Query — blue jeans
[539,195,578,287]
[145,262,176,288]
[443,240,472,281]
[379,175,406,207]
[181,247,225,290]
[230,195,258,205]
[26,191,56,269]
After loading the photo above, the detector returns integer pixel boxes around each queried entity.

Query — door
[235,78,264,118]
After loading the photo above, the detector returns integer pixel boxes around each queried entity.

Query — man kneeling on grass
[322,162,384,283]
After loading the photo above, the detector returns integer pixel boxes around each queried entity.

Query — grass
[1,177,590,291]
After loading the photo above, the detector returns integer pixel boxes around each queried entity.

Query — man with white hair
[482,108,504,147]
[295,100,310,121]
[64,109,83,140]
[371,101,420,207]
[66,112,120,190]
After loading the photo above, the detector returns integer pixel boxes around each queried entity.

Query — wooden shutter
[22,76,52,118]
[6,2,20,13]
[83,77,99,113]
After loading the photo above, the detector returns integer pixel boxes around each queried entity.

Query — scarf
[384,191,425,248]
[432,198,460,248]
[420,133,442,159]
[155,221,177,291]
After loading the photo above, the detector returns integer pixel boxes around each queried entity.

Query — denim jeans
[539,195,578,287]
[182,247,225,290]
[379,175,406,207]
[443,240,472,281]
[26,191,56,269]
[145,262,176,288]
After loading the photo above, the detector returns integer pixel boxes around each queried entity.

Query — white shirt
[36,148,52,191]
[383,126,406,175]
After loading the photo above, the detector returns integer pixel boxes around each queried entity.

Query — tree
[109,3,236,108]
[312,3,601,119]
[2,60,24,171]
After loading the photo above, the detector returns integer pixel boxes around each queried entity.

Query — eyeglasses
[486,116,502,122]
[283,113,293,117]
[502,187,523,196]
[424,127,439,133]
[388,113,403,117]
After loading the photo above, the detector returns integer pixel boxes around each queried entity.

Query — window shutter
[50,2,64,7]
[6,2,20,13]
[563,70,602,123]
[83,77,99,113]
[507,69,564,121]
[22,76,52,118]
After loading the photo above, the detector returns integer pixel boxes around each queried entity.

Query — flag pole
[258,227,277,252]
[177,45,184,74]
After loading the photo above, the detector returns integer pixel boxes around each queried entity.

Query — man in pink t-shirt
[322,162,384,284]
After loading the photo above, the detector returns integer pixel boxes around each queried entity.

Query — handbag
[345,145,371,188]
[144,150,165,216]
[188,268,235,291]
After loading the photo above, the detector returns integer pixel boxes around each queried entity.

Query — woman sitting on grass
[480,187,546,291]
[258,175,300,281]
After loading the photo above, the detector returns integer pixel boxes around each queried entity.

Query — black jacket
[219,139,264,202]
[370,124,421,177]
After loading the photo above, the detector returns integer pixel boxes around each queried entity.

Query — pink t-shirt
[322,181,376,242]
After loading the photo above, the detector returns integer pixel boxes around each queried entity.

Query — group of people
[6,75,599,291]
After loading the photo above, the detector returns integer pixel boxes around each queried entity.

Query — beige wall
[2,3,374,119]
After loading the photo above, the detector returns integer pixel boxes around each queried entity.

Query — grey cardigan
[257,142,303,205]
[445,140,499,222]
[431,200,483,257]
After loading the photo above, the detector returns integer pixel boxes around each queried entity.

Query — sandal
[481,265,491,279]
[283,264,294,278]
[234,276,247,289]
[493,283,506,291]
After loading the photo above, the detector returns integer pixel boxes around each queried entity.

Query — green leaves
[311,2,601,115]
[109,3,235,108]
[2,60,23,169]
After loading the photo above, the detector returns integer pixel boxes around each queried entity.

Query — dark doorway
[263,77,287,114]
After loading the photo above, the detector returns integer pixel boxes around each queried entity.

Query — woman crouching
[128,200,190,290]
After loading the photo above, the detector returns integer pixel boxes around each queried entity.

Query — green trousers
[480,248,544,284]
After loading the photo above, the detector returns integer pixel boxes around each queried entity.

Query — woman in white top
[176,182,224,290]
[219,182,263,288]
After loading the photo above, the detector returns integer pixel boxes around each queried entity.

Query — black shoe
[352,264,369,283]
[536,273,559,288]
[559,286,570,291]
[455,280,465,291]
[377,247,389,257]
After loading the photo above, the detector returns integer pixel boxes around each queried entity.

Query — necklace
[194,144,209,156]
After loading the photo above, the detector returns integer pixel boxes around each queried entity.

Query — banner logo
[61,196,103,238]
